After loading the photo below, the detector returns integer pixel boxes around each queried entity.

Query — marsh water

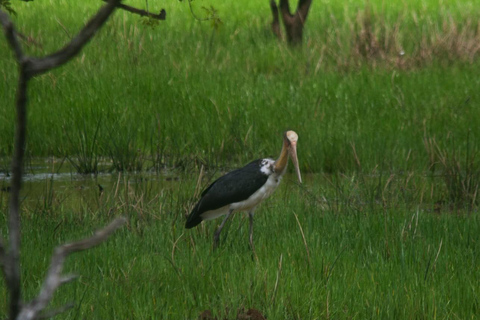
[1,157,476,216]
[0,157,327,219]
[0,158,187,212]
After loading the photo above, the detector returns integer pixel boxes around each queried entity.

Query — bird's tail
[185,203,203,229]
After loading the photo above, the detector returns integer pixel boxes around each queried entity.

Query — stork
[185,130,302,250]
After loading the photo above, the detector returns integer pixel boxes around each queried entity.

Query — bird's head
[275,130,302,183]
[284,131,302,184]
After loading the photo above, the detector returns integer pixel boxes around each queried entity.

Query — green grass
[1,0,480,318]
[1,0,480,174]
[1,174,479,319]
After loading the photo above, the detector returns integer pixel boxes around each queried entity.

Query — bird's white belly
[201,174,282,222]
[200,205,231,221]
[231,174,281,211]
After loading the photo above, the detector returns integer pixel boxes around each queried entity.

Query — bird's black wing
[198,160,269,212]
[185,159,269,228]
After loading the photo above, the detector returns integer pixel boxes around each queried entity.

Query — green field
[1,0,480,318]
[1,0,479,173]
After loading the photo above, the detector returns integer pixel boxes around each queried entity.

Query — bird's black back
[185,159,270,228]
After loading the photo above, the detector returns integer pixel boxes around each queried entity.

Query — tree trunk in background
[270,0,313,45]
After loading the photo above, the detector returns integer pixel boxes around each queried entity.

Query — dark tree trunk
[270,0,282,40]
[270,0,313,45]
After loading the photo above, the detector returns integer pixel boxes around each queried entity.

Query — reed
[1,171,479,319]
[0,0,479,174]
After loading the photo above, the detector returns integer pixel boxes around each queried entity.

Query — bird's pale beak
[289,141,302,183]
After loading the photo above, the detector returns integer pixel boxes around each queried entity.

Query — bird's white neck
[274,139,289,174]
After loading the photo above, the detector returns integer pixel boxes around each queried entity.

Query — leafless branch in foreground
[0,1,125,319]
[0,236,7,279]
[0,10,24,60]
[102,0,166,20]
[16,31,43,49]
[37,303,75,320]
[1,9,29,318]
[27,0,122,77]
[18,217,126,320]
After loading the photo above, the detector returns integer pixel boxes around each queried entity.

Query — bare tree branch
[0,235,7,278]
[272,0,313,45]
[0,10,24,60]
[6,70,27,317]
[0,14,30,311]
[102,0,166,20]
[1,1,126,319]
[18,217,126,320]
[0,10,38,314]
[16,31,43,49]
[296,0,313,24]
[38,303,75,320]
[26,0,121,77]
[0,9,43,52]
[58,274,78,285]
[279,0,313,23]
[279,0,294,24]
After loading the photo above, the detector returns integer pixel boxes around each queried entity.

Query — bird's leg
[248,211,255,249]
[213,209,233,249]
[248,210,257,259]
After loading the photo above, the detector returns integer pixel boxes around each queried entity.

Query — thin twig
[0,10,24,61]
[171,232,184,267]
[293,212,311,266]
[102,0,166,20]
[424,245,432,281]
[0,1,124,318]
[55,17,72,40]
[432,239,443,271]
[114,171,122,199]
[26,0,122,77]
[16,31,43,49]
[0,235,7,279]
[325,246,346,285]
[194,165,205,199]
[38,302,75,319]
[6,44,29,320]
[187,0,209,22]
[18,217,126,320]
[270,253,283,305]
